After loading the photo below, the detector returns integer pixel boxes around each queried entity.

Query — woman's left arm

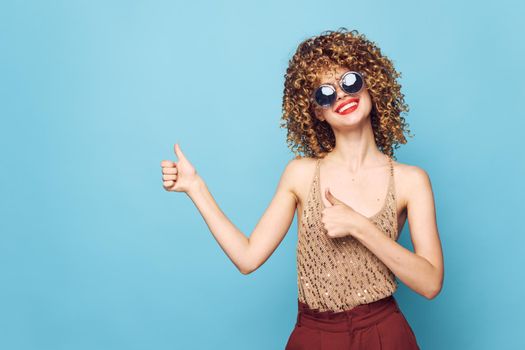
[353,166,444,299]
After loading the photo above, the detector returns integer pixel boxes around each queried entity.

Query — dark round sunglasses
[312,71,365,108]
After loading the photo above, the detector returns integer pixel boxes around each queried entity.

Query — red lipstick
[335,98,360,115]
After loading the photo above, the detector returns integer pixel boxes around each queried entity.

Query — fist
[321,187,367,238]
[160,143,198,193]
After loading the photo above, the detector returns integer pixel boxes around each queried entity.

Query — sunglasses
[311,71,365,108]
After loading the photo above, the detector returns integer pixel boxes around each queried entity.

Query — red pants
[285,295,420,350]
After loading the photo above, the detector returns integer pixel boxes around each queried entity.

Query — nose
[334,84,348,102]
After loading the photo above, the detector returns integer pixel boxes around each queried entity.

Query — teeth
[339,101,358,112]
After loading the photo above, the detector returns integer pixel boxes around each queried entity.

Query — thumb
[173,143,186,161]
[325,187,344,206]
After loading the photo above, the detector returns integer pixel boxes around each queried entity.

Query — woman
[160,28,443,349]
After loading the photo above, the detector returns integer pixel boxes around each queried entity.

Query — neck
[325,120,386,172]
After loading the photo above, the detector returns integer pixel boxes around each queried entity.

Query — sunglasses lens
[341,72,364,94]
[314,85,336,107]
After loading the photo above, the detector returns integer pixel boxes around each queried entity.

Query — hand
[160,143,199,193]
[321,187,368,239]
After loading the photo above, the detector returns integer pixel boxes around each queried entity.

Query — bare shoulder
[391,159,433,207]
[280,156,319,206]
[392,159,431,182]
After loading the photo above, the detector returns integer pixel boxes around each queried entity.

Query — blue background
[1,0,524,349]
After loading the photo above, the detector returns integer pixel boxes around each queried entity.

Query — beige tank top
[297,156,399,312]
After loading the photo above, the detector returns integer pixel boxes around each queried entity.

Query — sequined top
[297,156,399,312]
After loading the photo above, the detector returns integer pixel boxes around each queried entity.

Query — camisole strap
[388,156,395,193]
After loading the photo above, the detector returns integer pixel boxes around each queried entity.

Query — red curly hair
[279,28,414,160]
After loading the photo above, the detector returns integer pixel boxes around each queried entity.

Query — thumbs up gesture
[321,187,368,239]
[160,143,199,193]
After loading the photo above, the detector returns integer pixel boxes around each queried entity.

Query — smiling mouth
[335,98,359,115]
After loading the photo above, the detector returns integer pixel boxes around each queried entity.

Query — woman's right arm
[162,144,301,275]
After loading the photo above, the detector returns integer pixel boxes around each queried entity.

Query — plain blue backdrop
[1,0,524,349]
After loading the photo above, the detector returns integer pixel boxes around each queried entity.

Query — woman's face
[314,66,373,126]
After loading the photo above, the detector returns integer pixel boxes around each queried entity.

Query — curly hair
[279,27,414,160]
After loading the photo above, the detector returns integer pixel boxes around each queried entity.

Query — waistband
[296,295,400,333]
